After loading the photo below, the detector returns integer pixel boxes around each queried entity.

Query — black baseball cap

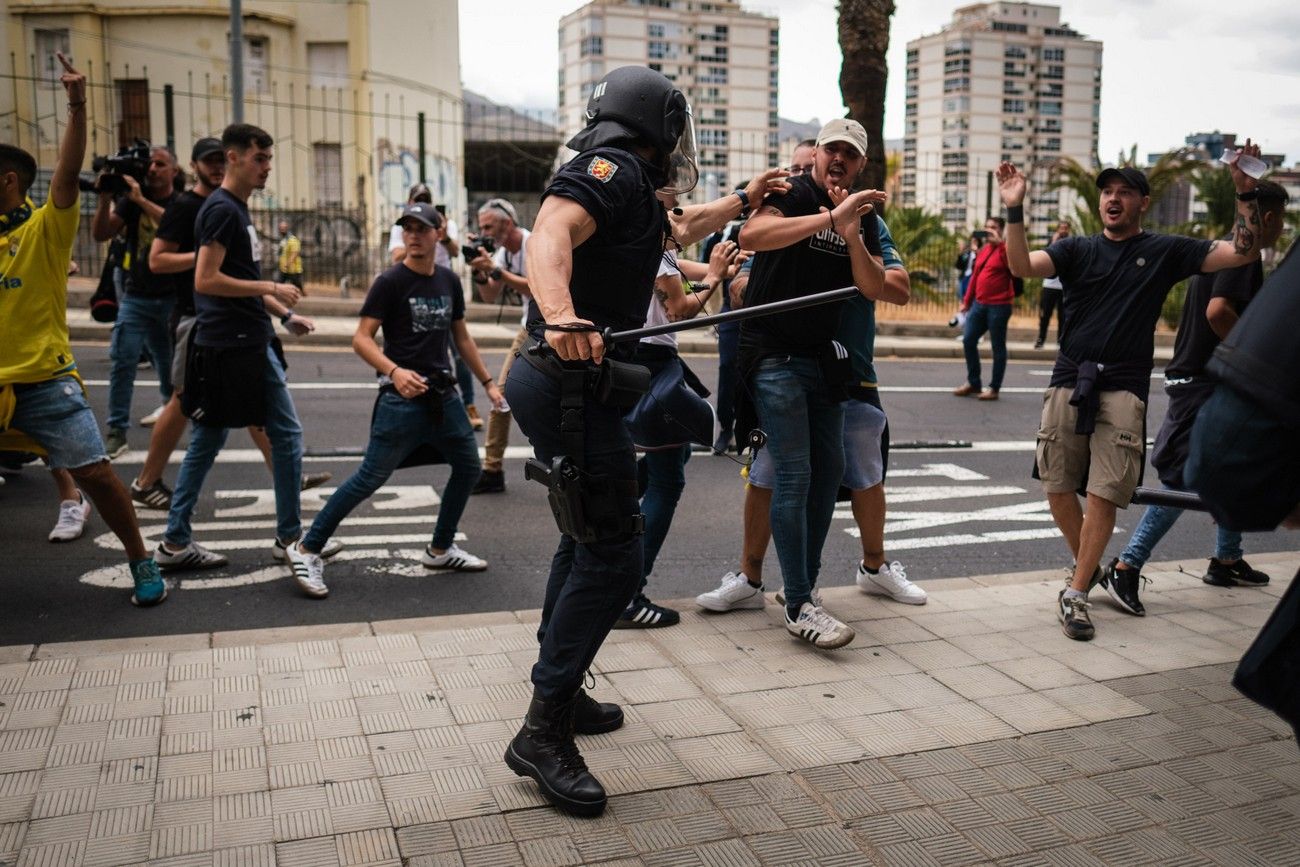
[191,137,223,162]
[1096,167,1150,197]
[396,203,442,229]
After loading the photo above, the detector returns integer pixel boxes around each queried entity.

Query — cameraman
[0,53,166,605]
[91,143,180,459]
[468,197,530,494]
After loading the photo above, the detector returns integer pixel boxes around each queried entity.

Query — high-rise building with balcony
[557,0,780,203]
[902,3,1102,240]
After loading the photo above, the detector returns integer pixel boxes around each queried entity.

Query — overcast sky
[459,0,1300,167]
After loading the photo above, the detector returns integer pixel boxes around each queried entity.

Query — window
[1002,99,1025,113]
[991,21,1027,33]
[307,42,347,90]
[769,28,779,47]
[1004,61,1025,78]
[1041,137,1062,152]
[244,36,269,94]
[942,134,967,149]
[581,35,603,57]
[945,39,970,56]
[699,46,728,64]
[1042,46,1065,62]
[943,190,967,204]
[648,23,665,38]
[699,24,728,42]
[1004,44,1027,59]
[943,96,970,113]
[943,171,968,185]
[115,79,150,148]
[942,153,968,167]
[313,143,343,206]
[648,40,672,59]
[698,129,728,147]
[1003,80,1024,95]
[699,65,728,84]
[1039,100,1062,115]
[1043,64,1065,80]
[944,58,970,74]
[943,77,969,93]
[35,28,70,87]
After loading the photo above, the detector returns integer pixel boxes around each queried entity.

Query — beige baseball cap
[815,118,869,156]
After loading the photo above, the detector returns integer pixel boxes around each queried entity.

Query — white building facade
[557,0,780,203]
[902,2,1102,240]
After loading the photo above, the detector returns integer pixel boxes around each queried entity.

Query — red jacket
[963,242,1015,307]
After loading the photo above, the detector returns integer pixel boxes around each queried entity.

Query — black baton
[602,285,859,344]
[1130,487,1206,511]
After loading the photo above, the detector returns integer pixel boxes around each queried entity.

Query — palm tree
[837,0,895,192]
[1189,164,1237,238]
[884,205,954,299]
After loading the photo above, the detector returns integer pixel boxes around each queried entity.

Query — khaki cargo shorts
[1035,386,1145,508]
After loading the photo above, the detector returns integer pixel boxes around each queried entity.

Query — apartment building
[2,0,465,241]
[902,2,1102,240]
[557,0,780,203]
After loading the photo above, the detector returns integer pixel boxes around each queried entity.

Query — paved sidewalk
[2,555,1297,866]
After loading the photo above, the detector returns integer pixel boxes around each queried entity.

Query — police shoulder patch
[587,156,619,183]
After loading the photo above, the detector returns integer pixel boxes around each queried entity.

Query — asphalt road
[4,341,1296,645]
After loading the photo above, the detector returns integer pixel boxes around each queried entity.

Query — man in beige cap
[732,117,893,650]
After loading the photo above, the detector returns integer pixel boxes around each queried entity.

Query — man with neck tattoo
[997,143,1269,641]
[0,53,166,606]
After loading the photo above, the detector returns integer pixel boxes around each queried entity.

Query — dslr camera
[78,140,151,194]
[461,234,496,264]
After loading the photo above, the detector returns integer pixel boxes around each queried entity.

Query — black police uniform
[504,144,664,703]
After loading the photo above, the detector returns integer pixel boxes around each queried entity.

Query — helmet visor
[660,101,698,195]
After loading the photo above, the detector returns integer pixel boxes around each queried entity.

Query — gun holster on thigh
[519,341,646,542]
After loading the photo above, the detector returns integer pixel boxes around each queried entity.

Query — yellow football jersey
[0,198,80,383]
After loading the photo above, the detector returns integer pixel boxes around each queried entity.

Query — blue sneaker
[129,558,168,607]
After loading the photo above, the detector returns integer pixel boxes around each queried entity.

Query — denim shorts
[749,393,888,491]
[8,376,108,469]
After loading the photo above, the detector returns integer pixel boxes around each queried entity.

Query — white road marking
[78,547,433,590]
[109,446,540,465]
[214,485,439,518]
[888,463,988,481]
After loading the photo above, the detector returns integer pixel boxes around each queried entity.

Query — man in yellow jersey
[0,52,166,606]
[276,219,303,289]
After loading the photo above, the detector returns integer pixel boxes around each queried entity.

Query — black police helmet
[567,66,689,158]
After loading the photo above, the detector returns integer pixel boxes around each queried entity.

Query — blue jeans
[304,390,480,552]
[639,445,691,590]
[165,345,303,546]
[1119,495,1243,571]
[107,290,174,430]
[751,355,844,609]
[962,301,1011,391]
[505,356,643,702]
[8,376,107,469]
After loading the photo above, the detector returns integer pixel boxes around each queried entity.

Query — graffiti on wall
[376,138,458,219]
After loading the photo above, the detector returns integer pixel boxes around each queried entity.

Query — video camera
[78,140,151,194]
[461,234,496,264]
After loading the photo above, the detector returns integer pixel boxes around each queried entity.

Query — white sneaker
[272,537,343,561]
[696,571,766,611]
[422,543,487,571]
[856,560,927,604]
[785,602,855,650]
[49,494,90,542]
[154,540,228,571]
[286,541,328,599]
[139,405,166,426]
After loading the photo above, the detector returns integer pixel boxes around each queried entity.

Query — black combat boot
[573,688,624,735]
[504,690,607,816]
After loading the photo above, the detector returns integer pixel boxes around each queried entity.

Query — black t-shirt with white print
[1045,231,1210,399]
[359,262,465,382]
[739,172,882,357]
[193,187,273,348]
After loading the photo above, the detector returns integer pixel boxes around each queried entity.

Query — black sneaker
[472,469,505,495]
[614,594,680,629]
[1033,338,1045,349]
[130,478,173,511]
[1101,558,1145,616]
[1057,589,1094,641]
[1203,558,1270,587]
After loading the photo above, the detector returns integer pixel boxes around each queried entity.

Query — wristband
[387,365,399,378]
[733,189,750,214]
[690,281,712,294]
[480,377,493,387]
[279,311,293,325]
[491,268,503,280]
[828,210,835,232]
[1006,205,1024,224]
[67,101,86,109]
[1236,189,1259,202]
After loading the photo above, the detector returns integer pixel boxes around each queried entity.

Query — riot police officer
[503,65,785,816]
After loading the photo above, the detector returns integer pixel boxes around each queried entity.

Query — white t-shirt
[492,229,531,328]
[642,252,681,348]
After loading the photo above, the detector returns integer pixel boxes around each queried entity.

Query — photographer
[91,143,180,459]
[0,53,167,606]
[467,197,530,494]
